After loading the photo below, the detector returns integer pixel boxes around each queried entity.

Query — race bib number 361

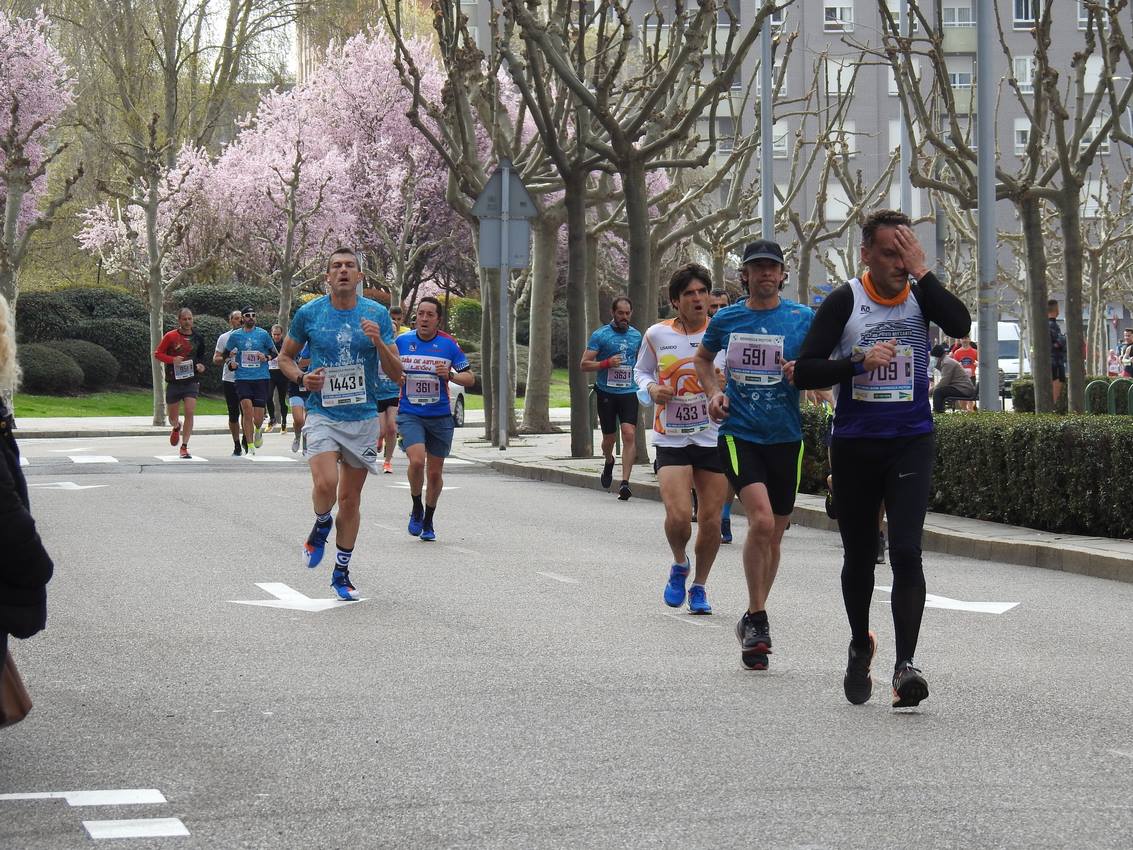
[322,364,366,407]
[726,333,784,385]
[852,344,914,402]
[407,372,441,405]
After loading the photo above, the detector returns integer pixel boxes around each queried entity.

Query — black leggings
[830,432,934,667]
[267,370,289,424]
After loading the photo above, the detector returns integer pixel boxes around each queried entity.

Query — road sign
[478,218,531,268]
[471,160,536,220]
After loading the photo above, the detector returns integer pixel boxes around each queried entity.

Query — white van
[968,321,1029,389]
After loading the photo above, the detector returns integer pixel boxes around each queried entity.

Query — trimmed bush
[17,343,84,394]
[447,297,482,342]
[465,345,529,395]
[57,286,148,322]
[42,339,120,390]
[72,318,153,387]
[171,284,277,318]
[14,292,86,344]
[1012,376,1120,413]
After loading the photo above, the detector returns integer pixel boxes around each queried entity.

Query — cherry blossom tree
[0,9,79,305]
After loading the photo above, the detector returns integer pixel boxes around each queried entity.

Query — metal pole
[760,22,774,239]
[976,0,1000,410]
[899,0,913,214]
[498,163,511,449]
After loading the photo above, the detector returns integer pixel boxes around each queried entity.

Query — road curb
[16,427,236,440]
[485,460,1133,585]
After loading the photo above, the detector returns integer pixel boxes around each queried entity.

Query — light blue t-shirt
[287,295,395,421]
[586,323,643,395]
[226,326,276,381]
[701,299,814,444]
[376,330,404,401]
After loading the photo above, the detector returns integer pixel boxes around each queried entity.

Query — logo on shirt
[860,305,872,314]
[336,323,353,366]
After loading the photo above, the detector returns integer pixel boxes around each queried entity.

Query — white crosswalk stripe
[69,455,118,464]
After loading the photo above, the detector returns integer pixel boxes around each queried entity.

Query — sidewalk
[16,408,1132,584]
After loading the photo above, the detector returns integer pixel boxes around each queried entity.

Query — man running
[376,350,401,474]
[278,248,402,601]
[287,342,311,453]
[266,324,289,432]
[709,289,730,318]
[710,287,735,542]
[213,310,244,456]
[154,307,206,459]
[396,297,474,541]
[582,297,643,500]
[224,307,277,455]
[695,239,814,671]
[636,264,728,615]
[389,305,410,335]
[794,210,970,708]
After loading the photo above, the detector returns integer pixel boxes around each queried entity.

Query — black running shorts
[236,379,269,407]
[655,444,724,474]
[717,436,803,516]
[595,388,639,435]
[378,397,400,414]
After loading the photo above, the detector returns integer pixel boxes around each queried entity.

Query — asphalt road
[2,432,1131,849]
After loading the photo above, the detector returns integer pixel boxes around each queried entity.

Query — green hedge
[1010,376,1125,414]
[57,286,148,322]
[14,292,86,344]
[43,339,120,390]
[447,297,482,342]
[72,318,153,387]
[17,343,84,394]
[171,284,277,318]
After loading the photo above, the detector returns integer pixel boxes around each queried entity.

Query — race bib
[726,333,784,385]
[268,356,279,370]
[664,393,710,435]
[321,363,366,407]
[407,372,441,405]
[173,360,194,380]
[852,344,915,402]
[240,350,261,368]
[606,365,633,389]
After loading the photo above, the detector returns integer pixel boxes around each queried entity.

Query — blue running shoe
[330,568,359,601]
[408,510,423,537]
[303,522,330,568]
[687,584,712,614]
[420,525,436,542]
[663,561,690,607]
[721,516,733,544]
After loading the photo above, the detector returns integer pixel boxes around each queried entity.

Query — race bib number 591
[726,333,784,385]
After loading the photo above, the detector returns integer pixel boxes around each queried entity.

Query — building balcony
[942,27,976,53]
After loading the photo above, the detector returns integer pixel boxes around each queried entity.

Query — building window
[888,59,920,96]
[831,119,857,156]
[755,61,785,96]
[882,0,918,32]
[1078,1,1105,30]
[947,57,974,88]
[717,117,736,154]
[1014,118,1030,155]
[772,120,789,158]
[1081,118,1110,154]
[769,8,784,29]
[1085,55,1103,91]
[826,58,852,97]
[888,184,922,217]
[824,3,854,32]
[1014,0,1037,29]
[943,1,975,27]
[1013,56,1035,93]
[825,182,852,222]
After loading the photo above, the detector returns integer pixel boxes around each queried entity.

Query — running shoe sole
[169,426,180,446]
[618,484,632,501]
[663,566,689,608]
[420,528,436,542]
[892,670,929,708]
[687,587,712,615]
[843,630,878,705]
[735,619,772,670]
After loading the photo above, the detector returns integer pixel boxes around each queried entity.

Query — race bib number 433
[322,364,366,406]
[726,333,784,385]
[664,393,709,435]
[852,344,914,402]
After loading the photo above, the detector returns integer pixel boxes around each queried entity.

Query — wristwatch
[850,351,867,375]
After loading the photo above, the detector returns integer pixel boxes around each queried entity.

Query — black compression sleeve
[914,272,971,338]
[794,284,856,390]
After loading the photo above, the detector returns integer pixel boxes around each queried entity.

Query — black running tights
[830,433,934,666]
[267,370,289,424]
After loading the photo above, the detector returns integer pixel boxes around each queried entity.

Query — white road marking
[663,612,720,629]
[19,456,28,467]
[386,482,460,490]
[231,582,364,612]
[245,455,297,463]
[445,545,478,556]
[27,481,108,491]
[155,455,208,463]
[536,571,579,584]
[875,585,1019,614]
[0,789,165,806]
[1108,749,1133,759]
[83,818,189,839]
[444,458,474,465]
[48,446,92,453]
[70,455,117,464]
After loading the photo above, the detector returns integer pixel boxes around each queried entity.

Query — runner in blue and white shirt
[395,296,474,542]
[277,248,403,601]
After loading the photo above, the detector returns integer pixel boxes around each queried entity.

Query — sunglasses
[242,312,256,317]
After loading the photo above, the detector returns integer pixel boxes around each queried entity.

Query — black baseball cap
[742,239,785,266]
[241,305,256,316]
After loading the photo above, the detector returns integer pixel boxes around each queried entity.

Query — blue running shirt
[287,295,395,421]
[396,331,470,418]
[700,299,814,444]
[226,326,277,381]
[586,323,643,394]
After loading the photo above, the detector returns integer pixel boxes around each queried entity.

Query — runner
[265,324,289,432]
[277,248,403,601]
[396,296,475,541]
[635,264,728,615]
[389,305,411,335]
[224,306,277,455]
[694,239,814,671]
[710,287,734,543]
[582,297,643,500]
[212,309,245,456]
[287,342,311,454]
[794,210,970,708]
[708,289,730,317]
[153,307,206,459]
[376,345,401,474]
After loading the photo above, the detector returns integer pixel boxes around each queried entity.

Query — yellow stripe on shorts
[725,434,740,477]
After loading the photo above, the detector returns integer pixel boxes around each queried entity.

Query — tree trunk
[1020,198,1054,413]
[712,248,725,296]
[1058,191,1086,412]
[0,163,25,306]
[521,216,557,432]
[1085,255,1104,374]
[621,158,652,331]
[144,179,166,426]
[585,230,600,333]
[277,270,293,336]
[796,244,813,307]
[565,171,592,457]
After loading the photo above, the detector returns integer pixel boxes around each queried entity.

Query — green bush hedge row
[171,284,278,318]
[18,344,85,394]
[1010,376,1130,414]
[42,340,120,390]
[72,318,153,387]
[797,405,1132,538]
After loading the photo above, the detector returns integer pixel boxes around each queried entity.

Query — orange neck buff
[861,271,910,307]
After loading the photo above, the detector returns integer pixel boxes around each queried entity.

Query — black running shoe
[843,630,877,705]
[891,661,929,708]
[241,435,249,455]
[735,611,772,670]
[876,530,887,564]
[600,457,615,489]
[618,481,632,501]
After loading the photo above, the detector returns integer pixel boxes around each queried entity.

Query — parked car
[449,382,466,427]
[969,321,1029,390]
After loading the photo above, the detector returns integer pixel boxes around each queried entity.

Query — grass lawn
[463,368,572,410]
[14,390,230,418]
